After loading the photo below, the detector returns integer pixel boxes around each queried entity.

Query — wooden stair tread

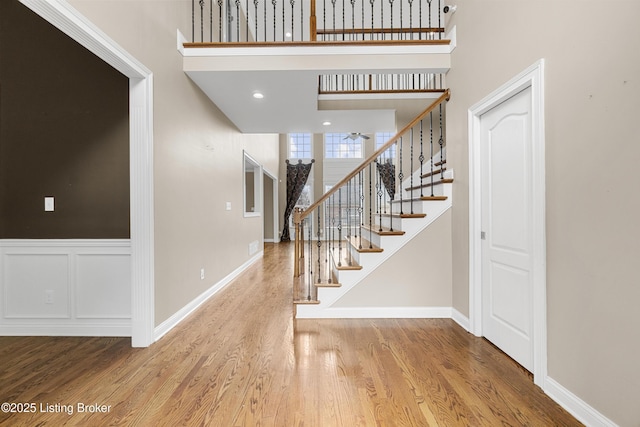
[379,212,427,219]
[293,299,320,305]
[420,167,446,179]
[405,178,453,191]
[362,224,406,236]
[391,195,448,203]
[346,235,383,253]
[331,247,362,270]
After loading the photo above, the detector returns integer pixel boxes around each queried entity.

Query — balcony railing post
[310,0,317,41]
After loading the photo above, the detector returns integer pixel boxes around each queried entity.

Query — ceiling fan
[344,133,370,140]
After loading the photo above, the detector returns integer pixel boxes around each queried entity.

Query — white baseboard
[0,323,131,337]
[154,251,263,341]
[544,377,619,427]
[451,308,470,332]
[296,306,452,319]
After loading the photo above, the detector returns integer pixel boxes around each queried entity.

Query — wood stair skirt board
[296,174,453,318]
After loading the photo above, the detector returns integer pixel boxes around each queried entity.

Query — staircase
[293,91,452,318]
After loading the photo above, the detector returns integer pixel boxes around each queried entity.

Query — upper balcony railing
[189,0,445,44]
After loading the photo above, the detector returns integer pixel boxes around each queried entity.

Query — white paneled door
[480,87,534,371]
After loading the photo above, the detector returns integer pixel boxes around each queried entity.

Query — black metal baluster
[347,180,353,266]
[358,170,364,249]
[218,0,224,41]
[272,0,277,41]
[370,0,375,41]
[377,161,383,231]
[438,0,442,39]
[326,200,332,283]
[337,187,343,266]
[200,0,205,42]
[439,103,445,179]
[307,218,312,299]
[282,0,286,41]
[330,0,336,40]
[389,0,394,40]
[398,137,404,217]
[369,162,374,246]
[380,0,383,40]
[317,208,322,283]
[323,0,327,41]
[410,127,414,214]
[342,0,345,41]
[291,0,295,41]
[330,193,336,271]
[235,0,240,42]
[430,110,435,196]
[246,0,249,41]
[254,0,259,41]
[399,0,402,40]
[351,0,355,41]
[419,0,422,40]
[210,0,213,41]
[419,119,425,197]
[361,0,365,40]
[408,0,413,40]
[427,0,432,40]
[192,0,195,42]
[347,179,351,240]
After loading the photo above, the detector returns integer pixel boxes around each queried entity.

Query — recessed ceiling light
[322,121,331,126]
[252,91,264,99]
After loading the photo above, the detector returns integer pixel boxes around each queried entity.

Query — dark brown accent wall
[0,0,130,239]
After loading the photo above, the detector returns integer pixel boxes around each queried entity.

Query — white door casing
[469,60,546,386]
[480,87,534,371]
[20,0,156,347]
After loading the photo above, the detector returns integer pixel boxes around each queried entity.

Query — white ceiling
[181,43,451,134]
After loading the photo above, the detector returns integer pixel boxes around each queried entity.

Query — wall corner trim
[154,251,264,342]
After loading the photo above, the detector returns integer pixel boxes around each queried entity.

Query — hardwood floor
[0,243,581,426]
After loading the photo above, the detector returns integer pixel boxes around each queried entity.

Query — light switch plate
[226,202,232,211]
[44,197,55,212]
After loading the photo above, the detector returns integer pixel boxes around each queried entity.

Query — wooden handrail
[300,89,450,220]
[183,39,450,48]
[317,27,444,35]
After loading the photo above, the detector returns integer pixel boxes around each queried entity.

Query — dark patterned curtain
[281,159,315,242]
[376,159,396,200]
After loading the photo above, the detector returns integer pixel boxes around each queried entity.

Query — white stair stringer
[295,170,453,319]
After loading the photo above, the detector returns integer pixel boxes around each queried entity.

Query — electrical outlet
[200,268,205,280]
[45,290,54,304]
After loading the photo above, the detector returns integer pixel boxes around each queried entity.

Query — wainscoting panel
[0,240,131,336]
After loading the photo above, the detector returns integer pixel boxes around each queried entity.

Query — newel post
[293,207,304,277]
